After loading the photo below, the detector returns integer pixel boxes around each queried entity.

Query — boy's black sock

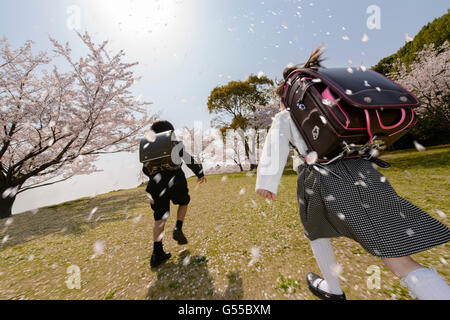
[175,220,183,231]
[153,241,164,254]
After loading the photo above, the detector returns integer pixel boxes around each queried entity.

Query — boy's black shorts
[146,169,191,221]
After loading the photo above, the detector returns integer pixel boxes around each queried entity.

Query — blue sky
[1,0,448,213]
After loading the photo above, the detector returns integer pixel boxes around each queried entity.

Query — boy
[143,121,207,268]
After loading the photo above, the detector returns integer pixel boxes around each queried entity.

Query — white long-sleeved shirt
[255,110,309,195]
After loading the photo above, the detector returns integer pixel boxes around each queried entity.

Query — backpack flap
[300,68,421,109]
[139,130,177,164]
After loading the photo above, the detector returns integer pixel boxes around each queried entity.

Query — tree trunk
[0,193,15,219]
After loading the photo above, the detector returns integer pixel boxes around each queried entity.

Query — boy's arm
[179,148,205,179]
[255,112,291,195]
[142,166,150,177]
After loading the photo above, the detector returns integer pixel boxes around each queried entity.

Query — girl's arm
[255,112,292,197]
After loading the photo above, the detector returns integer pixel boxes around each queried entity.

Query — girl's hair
[151,120,175,133]
[275,47,325,98]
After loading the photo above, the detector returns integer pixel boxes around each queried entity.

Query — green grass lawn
[0,146,449,300]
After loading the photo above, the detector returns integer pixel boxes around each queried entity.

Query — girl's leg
[309,238,344,295]
[382,256,450,300]
[381,256,422,279]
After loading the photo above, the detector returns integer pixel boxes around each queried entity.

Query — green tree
[207,75,273,170]
[373,9,450,75]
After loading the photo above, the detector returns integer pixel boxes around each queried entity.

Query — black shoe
[306,272,346,300]
[150,251,171,268]
[173,229,188,245]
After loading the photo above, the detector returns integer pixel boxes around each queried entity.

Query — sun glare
[94,0,183,39]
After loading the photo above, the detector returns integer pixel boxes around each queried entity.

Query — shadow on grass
[1,189,148,251]
[147,250,243,300]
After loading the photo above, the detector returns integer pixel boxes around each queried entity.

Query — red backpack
[282,67,421,163]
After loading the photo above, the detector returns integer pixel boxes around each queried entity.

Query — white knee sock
[401,268,450,300]
[309,238,343,295]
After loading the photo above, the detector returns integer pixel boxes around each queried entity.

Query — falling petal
[1,235,9,244]
[182,255,191,266]
[156,231,165,242]
[354,180,367,188]
[435,210,446,219]
[168,177,175,188]
[4,218,13,227]
[239,188,246,195]
[87,207,98,221]
[93,240,105,257]
[406,228,415,237]
[145,130,157,142]
[331,264,343,277]
[133,214,143,224]
[248,247,261,266]
[325,195,336,202]
[413,141,426,152]
[305,152,318,165]
[161,211,170,220]
[153,174,162,184]
[370,149,380,158]
[362,34,369,42]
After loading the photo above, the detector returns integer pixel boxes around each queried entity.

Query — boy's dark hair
[151,121,175,133]
[275,47,325,98]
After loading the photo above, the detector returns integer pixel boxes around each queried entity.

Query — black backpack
[282,67,421,162]
[139,130,182,175]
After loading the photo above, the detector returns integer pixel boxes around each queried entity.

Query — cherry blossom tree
[0,33,156,218]
[177,126,218,164]
[248,89,281,130]
[390,41,450,133]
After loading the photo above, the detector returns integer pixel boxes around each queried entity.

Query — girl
[256,48,450,300]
